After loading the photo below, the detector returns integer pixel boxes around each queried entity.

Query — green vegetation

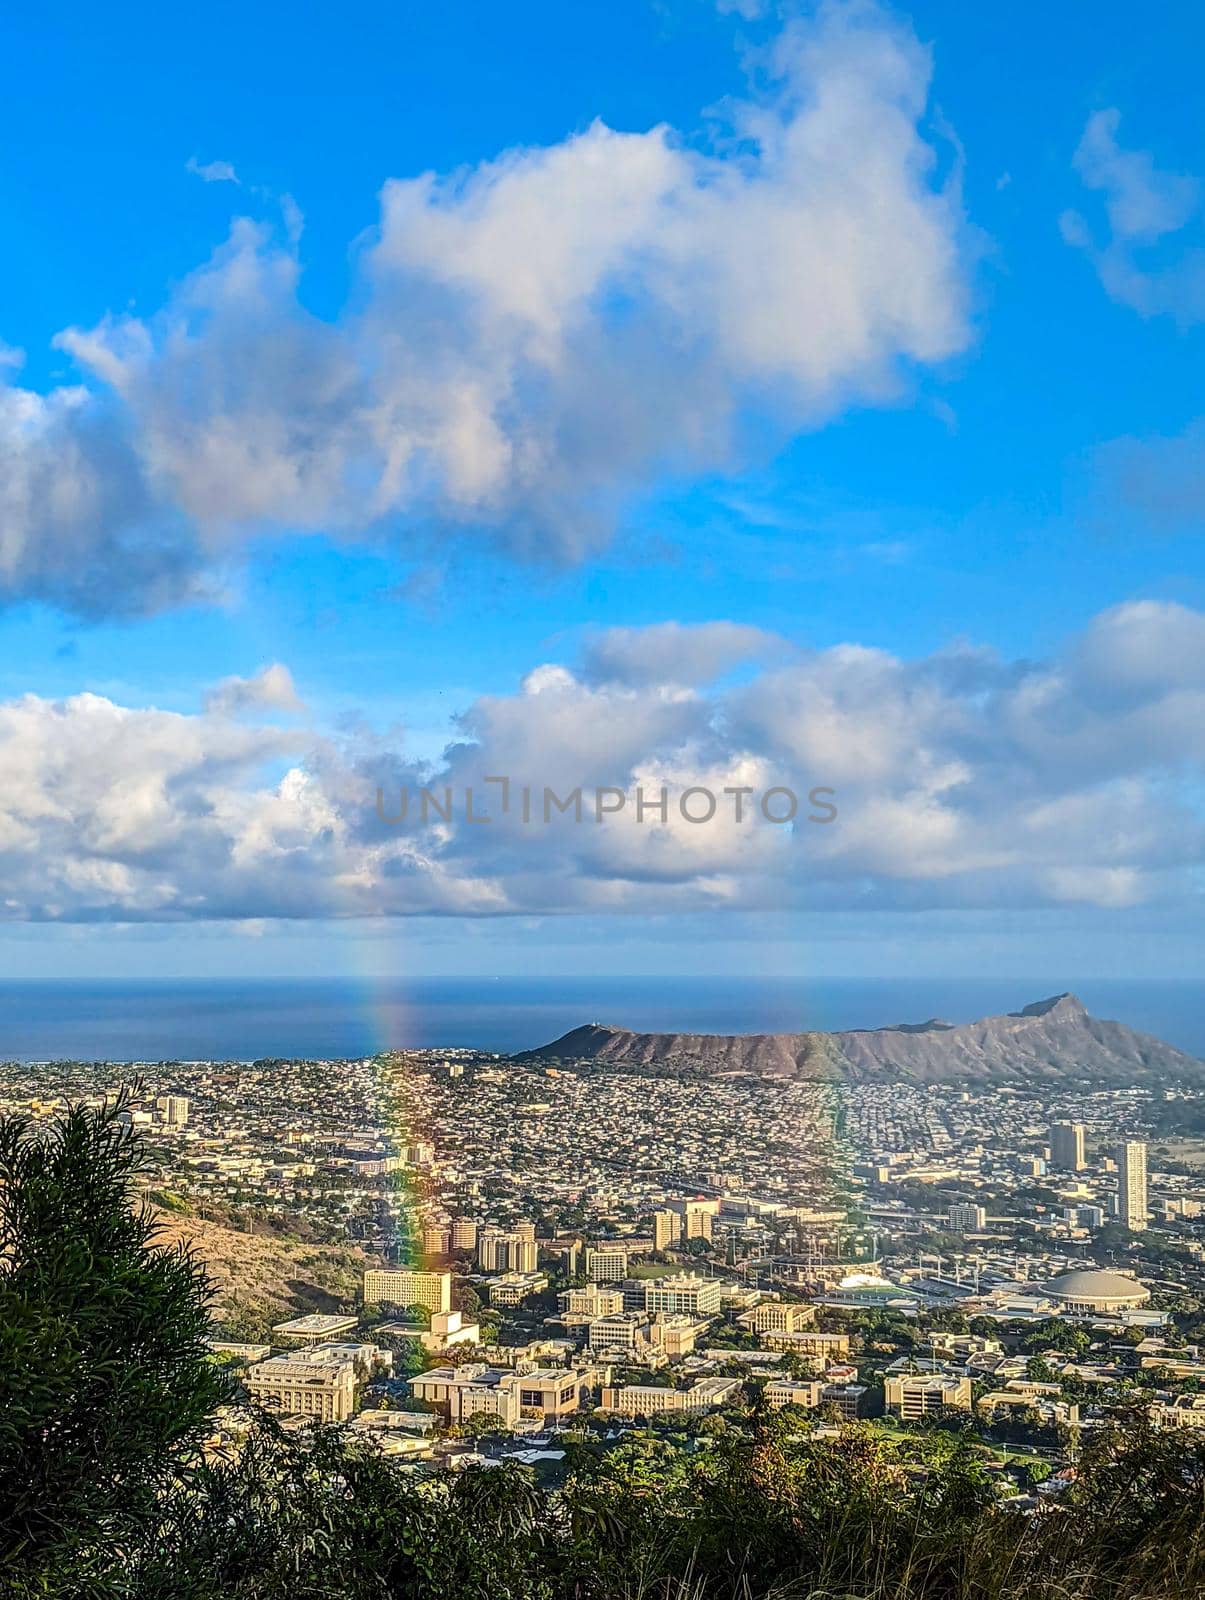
[3,1098,1205,1599]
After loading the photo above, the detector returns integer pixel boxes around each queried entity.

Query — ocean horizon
[0,976,1201,1064]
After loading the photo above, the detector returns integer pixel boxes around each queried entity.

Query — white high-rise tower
[1118,1141,1148,1232]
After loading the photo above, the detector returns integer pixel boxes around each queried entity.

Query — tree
[0,1090,230,1587]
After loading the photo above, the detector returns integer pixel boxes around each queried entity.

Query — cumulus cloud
[0,0,970,616]
[1,602,1203,923]
[204,663,304,716]
[1062,108,1205,321]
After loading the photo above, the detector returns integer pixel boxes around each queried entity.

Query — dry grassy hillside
[150,1206,369,1339]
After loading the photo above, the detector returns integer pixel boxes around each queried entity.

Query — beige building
[559,1285,624,1320]
[761,1329,850,1358]
[363,1266,452,1313]
[1050,1121,1086,1172]
[644,1275,722,1317]
[586,1246,629,1283]
[654,1209,680,1250]
[738,1301,817,1335]
[451,1218,479,1251]
[487,1270,548,1306]
[649,1315,708,1358]
[1118,1142,1148,1232]
[244,1353,357,1422]
[600,1377,741,1417]
[765,1379,825,1410]
[410,1363,584,1425]
[884,1374,973,1419]
[477,1227,539,1274]
[589,1310,652,1352]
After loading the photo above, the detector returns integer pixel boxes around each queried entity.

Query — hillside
[518,993,1204,1086]
[150,1205,368,1338]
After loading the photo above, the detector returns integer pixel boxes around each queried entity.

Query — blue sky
[1,0,1204,982]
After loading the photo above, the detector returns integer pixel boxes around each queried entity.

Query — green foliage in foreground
[3,1099,1205,1600]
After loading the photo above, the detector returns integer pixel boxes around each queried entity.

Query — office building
[363,1267,452,1314]
[559,1285,624,1321]
[600,1378,741,1418]
[737,1301,816,1335]
[884,1374,973,1419]
[1118,1141,1148,1231]
[764,1380,825,1410]
[244,1353,357,1422]
[644,1274,722,1317]
[487,1270,548,1306]
[586,1246,629,1283]
[588,1311,652,1351]
[409,1364,584,1425]
[156,1095,190,1127]
[1050,1122,1086,1172]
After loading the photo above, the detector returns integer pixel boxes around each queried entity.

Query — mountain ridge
[516,992,1203,1086]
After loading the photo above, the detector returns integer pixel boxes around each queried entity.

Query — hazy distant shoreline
[0,976,1202,1064]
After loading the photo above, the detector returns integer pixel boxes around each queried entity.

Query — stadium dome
[1041,1269,1149,1313]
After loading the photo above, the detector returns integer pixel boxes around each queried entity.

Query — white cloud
[0,0,971,615]
[186,156,240,185]
[1,603,1204,923]
[204,663,305,716]
[1062,107,1205,321]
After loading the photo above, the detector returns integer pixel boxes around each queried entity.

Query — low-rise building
[600,1377,742,1417]
[738,1301,817,1336]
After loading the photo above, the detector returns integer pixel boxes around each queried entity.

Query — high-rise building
[653,1209,680,1251]
[1118,1140,1148,1231]
[156,1095,190,1127]
[684,1208,713,1243]
[1050,1122,1086,1171]
[451,1218,479,1251]
[476,1226,537,1273]
[422,1224,451,1256]
[947,1203,987,1232]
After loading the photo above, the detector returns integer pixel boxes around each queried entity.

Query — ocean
[0,976,1200,1063]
